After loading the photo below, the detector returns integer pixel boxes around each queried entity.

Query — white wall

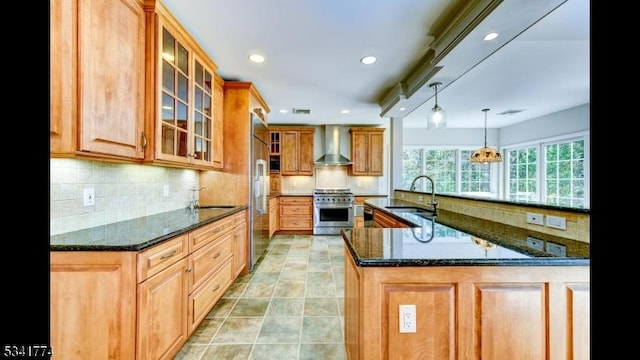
[499,103,589,146]
[50,158,198,235]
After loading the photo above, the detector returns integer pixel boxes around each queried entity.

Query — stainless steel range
[313,188,354,235]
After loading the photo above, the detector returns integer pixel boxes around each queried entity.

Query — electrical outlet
[526,212,544,225]
[546,242,567,256]
[400,192,405,199]
[417,195,424,202]
[83,188,95,207]
[399,304,416,333]
[526,236,544,251]
[163,184,170,197]
[546,215,566,230]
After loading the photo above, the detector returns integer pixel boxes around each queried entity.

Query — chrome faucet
[188,186,208,212]
[409,175,437,212]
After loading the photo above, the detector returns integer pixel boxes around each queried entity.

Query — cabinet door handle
[212,284,220,291]
[141,132,147,150]
[212,252,221,259]
[186,267,193,272]
[159,250,177,259]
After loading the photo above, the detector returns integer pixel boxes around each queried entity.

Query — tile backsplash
[50,158,198,235]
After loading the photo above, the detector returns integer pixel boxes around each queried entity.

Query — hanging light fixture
[427,82,446,129]
[470,108,502,163]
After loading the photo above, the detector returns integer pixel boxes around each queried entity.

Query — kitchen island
[341,203,589,360]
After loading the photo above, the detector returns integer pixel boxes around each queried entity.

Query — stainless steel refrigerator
[250,113,269,270]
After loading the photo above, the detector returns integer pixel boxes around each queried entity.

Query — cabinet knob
[186,267,192,272]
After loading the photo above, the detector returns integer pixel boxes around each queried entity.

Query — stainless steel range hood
[314,125,352,166]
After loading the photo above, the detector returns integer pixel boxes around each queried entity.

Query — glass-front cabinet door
[191,57,214,166]
[155,23,218,168]
[160,27,190,163]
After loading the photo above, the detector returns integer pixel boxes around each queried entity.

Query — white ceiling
[161,0,589,129]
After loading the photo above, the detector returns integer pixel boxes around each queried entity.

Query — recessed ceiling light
[248,53,265,63]
[360,56,376,65]
[483,32,498,41]
[341,110,350,114]
[279,109,288,114]
[399,107,406,111]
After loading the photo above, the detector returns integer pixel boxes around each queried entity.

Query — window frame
[501,130,589,208]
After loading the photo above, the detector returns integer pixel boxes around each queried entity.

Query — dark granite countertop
[343,198,589,267]
[395,189,590,214]
[50,205,248,251]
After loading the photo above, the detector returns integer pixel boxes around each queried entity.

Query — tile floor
[174,234,347,360]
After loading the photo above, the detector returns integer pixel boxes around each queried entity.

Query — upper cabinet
[349,128,385,176]
[50,0,146,160]
[280,128,315,176]
[144,2,223,170]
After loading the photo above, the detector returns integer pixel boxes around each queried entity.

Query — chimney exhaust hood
[314,125,353,166]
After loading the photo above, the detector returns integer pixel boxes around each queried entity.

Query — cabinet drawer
[232,210,246,227]
[189,216,234,252]
[187,259,233,335]
[189,232,233,292]
[281,205,312,216]
[373,211,397,228]
[279,197,312,204]
[137,234,189,282]
[280,217,313,230]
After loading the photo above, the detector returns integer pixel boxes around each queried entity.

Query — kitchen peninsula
[342,199,589,359]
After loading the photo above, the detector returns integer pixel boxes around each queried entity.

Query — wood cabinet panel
[269,197,279,237]
[51,0,146,160]
[384,284,456,360]
[137,234,188,281]
[137,257,189,360]
[189,232,232,291]
[280,129,315,175]
[475,283,546,360]
[270,173,281,194]
[188,259,233,334]
[51,252,137,360]
[349,128,385,176]
[232,219,248,277]
[189,216,234,252]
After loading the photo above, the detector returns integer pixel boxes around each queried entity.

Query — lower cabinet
[373,209,411,228]
[269,197,279,237]
[344,249,590,360]
[279,196,313,231]
[50,210,248,360]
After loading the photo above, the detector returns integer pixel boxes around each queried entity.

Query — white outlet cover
[399,304,416,333]
[526,212,544,225]
[83,188,95,206]
[546,215,566,230]
[163,184,170,197]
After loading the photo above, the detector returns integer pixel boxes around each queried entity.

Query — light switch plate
[546,215,566,230]
[83,188,95,207]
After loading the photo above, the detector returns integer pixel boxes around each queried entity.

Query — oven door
[314,205,354,228]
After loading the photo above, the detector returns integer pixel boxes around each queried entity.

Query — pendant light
[470,108,502,163]
[427,82,446,129]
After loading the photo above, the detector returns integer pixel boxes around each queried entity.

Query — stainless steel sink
[386,206,436,217]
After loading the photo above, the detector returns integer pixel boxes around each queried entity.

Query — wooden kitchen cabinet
[231,210,248,277]
[50,0,146,161]
[143,1,223,169]
[373,209,411,228]
[50,210,247,360]
[270,173,281,194]
[269,197,279,237]
[344,250,590,360]
[279,196,313,230]
[280,128,315,176]
[349,128,385,176]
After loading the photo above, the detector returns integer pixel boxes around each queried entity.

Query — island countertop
[343,198,589,267]
[50,205,248,251]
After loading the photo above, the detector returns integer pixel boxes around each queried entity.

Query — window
[402,148,497,197]
[504,134,588,208]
